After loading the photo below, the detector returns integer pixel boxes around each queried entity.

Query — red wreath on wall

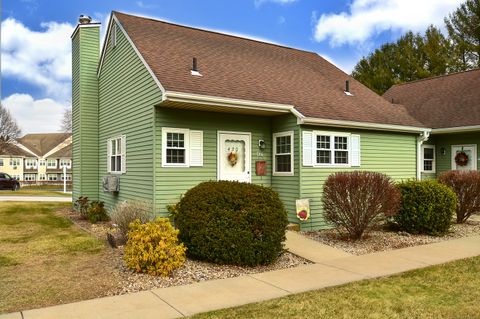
[455,151,469,167]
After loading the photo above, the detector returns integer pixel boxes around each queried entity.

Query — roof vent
[344,80,353,96]
[191,57,202,76]
[78,15,92,24]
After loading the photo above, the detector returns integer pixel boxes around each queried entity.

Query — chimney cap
[79,15,92,24]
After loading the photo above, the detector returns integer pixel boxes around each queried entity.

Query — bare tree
[61,107,72,133]
[0,103,22,153]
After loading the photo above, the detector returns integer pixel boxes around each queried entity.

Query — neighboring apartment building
[0,133,72,182]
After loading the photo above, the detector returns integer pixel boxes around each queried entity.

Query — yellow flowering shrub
[124,217,186,276]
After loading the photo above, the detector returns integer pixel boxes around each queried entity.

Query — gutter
[431,125,480,134]
[299,117,429,134]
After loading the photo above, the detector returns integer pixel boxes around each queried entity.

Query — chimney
[71,15,101,200]
[190,57,202,76]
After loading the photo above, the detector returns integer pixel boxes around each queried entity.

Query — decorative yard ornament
[455,151,469,167]
[227,150,238,167]
[296,199,310,221]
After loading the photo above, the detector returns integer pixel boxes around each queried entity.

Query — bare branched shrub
[439,170,480,223]
[322,171,401,240]
[110,200,154,242]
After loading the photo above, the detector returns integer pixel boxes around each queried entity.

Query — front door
[452,145,477,171]
[218,132,251,183]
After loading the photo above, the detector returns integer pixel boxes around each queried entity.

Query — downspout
[416,131,430,180]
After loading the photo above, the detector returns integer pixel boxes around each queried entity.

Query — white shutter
[121,135,127,173]
[302,131,314,166]
[107,139,112,173]
[189,130,203,166]
[350,134,361,167]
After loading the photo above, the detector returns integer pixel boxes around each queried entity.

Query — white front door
[451,145,477,171]
[218,132,251,183]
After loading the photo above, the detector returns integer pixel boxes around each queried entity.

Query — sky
[1,0,464,134]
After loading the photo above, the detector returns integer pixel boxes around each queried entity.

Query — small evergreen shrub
[74,196,89,219]
[438,170,480,223]
[175,181,288,266]
[124,218,186,276]
[87,201,109,223]
[322,171,401,240]
[395,180,456,235]
[110,200,154,241]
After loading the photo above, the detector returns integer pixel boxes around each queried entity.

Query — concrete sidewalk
[0,196,72,202]
[2,234,480,319]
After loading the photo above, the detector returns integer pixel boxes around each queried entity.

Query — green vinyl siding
[98,21,162,210]
[299,126,417,230]
[431,132,480,176]
[271,114,300,223]
[72,26,100,200]
[154,108,272,214]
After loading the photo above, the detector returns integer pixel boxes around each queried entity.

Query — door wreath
[455,151,469,167]
[227,151,238,167]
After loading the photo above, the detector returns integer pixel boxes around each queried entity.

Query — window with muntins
[108,136,126,174]
[422,145,435,173]
[315,133,350,166]
[161,128,203,168]
[166,132,186,164]
[273,132,294,175]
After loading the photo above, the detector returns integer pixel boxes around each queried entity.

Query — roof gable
[18,133,72,157]
[383,69,480,129]
[113,11,424,128]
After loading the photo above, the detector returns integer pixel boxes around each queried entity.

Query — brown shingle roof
[113,12,424,128]
[18,133,71,156]
[49,144,72,158]
[383,69,480,129]
[0,143,31,157]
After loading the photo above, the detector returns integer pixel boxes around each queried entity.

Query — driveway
[0,196,72,202]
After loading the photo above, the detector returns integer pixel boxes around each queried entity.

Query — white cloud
[1,18,74,101]
[255,0,297,7]
[313,0,463,47]
[136,1,158,9]
[2,94,67,134]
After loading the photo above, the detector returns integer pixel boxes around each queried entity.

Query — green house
[71,12,478,230]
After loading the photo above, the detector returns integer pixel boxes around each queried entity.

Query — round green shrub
[395,180,456,236]
[175,181,288,266]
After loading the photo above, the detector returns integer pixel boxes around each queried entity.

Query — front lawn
[0,189,71,197]
[0,202,116,313]
[192,256,480,319]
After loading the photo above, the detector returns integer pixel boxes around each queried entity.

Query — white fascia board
[431,125,480,134]
[300,117,430,134]
[14,142,38,157]
[97,13,166,96]
[70,23,101,39]
[164,91,296,114]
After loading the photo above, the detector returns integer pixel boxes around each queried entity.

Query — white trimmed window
[0,159,3,166]
[48,174,58,181]
[422,145,435,173]
[9,158,21,167]
[59,159,71,169]
[111,23,117,47]
[25,159,37,169]
[39,159,46,166]
[162,128,203,168]
[61,174,72,181]
[24,174,36,181]
[107,135,126,174]
[273,131,294,175]
[302,131,360,167]
[39,174,46,181]
[47,159,57,168]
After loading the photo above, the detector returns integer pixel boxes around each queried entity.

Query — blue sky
[1,0,463,133]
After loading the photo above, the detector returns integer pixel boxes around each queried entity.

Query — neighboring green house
[384,69,480,180]
[72,12,435,230]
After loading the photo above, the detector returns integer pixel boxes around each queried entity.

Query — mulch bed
[58,209,311,296]
[303,218,480,256]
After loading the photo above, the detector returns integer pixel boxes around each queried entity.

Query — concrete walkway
[0,196,72,202]
[2,234,480,319]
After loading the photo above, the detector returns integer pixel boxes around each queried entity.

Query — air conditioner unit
[102,175,120,192]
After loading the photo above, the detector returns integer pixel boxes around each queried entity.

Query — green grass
[192,256,480,319]
[0,189,71,197]
[0,202,116,313]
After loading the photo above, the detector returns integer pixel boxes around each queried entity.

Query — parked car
[0,173,20,191]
